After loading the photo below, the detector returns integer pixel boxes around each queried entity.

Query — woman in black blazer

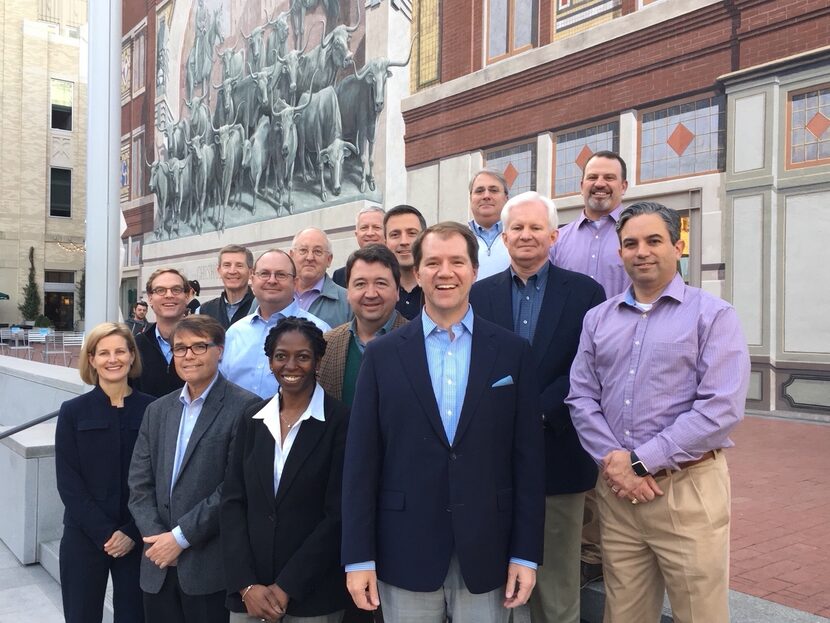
[55,322,155,623]
[222,317,350,622]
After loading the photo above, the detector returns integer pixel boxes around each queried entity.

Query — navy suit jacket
[55,386,155,547]
[341,313,545,594]
[470,263,606,495]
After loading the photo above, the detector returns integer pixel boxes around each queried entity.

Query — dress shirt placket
[438,330,460,443]
[622,308,650,448]
[515,278,535,342]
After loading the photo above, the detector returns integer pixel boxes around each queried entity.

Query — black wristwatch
[630,451,650,477]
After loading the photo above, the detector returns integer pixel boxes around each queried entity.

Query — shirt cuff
[345,561,376,572]
[510,557,537,570]
[172,526,191,549]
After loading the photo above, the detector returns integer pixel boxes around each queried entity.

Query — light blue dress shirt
[170,373,220,548]
[219,300,331,399]
[155,326,172,364]
[422,306,474,445]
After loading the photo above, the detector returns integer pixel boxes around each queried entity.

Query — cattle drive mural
[148,0,411,240]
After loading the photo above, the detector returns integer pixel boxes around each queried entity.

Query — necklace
[280,414,299,430]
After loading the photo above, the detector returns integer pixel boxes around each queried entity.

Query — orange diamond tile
[668,122,695,156]
[503,163,519,189]
[575,144,594,170]
[806,112,830,139]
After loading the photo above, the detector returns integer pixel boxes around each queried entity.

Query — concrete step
[39,537,114,623]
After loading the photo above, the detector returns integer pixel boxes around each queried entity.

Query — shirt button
[642,313,648,319]
[447,379,453,385]
[448,351,453,356]
[526,296,530,301]
[629,369,634,375]
[634,341,640,346]
[446,410,452,416]
[406,300,410,305]
[591,254,596,258]
[595,235,599,239]
[624,430,630,436]
[625,399,631,405]
[523,320,528,324]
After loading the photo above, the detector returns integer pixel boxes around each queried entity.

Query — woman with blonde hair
[55,322,154,623]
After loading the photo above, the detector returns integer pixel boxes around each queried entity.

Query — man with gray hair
[469,169,511,280]
[333,205,386,287]
[470,191,605,623]
[568,202,749,623]
[290,227,352,328]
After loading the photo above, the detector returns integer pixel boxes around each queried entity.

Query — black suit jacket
[470,263,606,494]
[332,266,347,288]
[341,315,545,594]
[222,391,350,616]
[55,386,155,547]
[200,287,257,329]
[132,323,184,398]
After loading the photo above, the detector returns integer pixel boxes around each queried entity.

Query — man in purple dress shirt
[549,150,631,584]
[567,202,750,623]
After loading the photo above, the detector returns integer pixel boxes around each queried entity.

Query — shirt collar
[252,298,301,324]
[155,325,169,347]
[301,276,325,295]
[621,273,686,308]
[422,305,474,339]
[179,372,220,406]
[349,310,399,339]
[509,260,550,286]
[252,383,326,440]
[468,219,503,235]
[576,204,625,228]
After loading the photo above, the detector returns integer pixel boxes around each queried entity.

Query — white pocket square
[491,375,514,388]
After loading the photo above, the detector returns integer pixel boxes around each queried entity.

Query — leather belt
[652,450,717,479]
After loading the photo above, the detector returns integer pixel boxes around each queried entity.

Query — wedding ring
[631,499,638,505]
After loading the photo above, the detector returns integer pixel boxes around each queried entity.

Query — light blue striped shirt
[422,306,474,445]
[220,300,331,399]
[170,372,220,548]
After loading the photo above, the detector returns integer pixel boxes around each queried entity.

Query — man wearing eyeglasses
[220,249,331,398]
[130,315,260,623]
[133,268,191,397]
[290,228,352,328]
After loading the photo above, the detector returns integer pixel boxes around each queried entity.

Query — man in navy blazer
[470,192,606,623]
[342,222,545,623]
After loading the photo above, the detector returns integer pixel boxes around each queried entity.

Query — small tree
[76,268,85,320]
[18,246,41,322]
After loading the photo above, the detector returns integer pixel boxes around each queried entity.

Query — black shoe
[580,561,603,587]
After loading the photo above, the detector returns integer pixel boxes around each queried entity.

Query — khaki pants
[581,489,603,565]
[528,492,585,623]
[597,451,731,623]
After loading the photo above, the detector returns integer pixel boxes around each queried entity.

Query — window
[485,141,537,195]
[639,96,725,182]
[132,30,146,93]
[51,79,72,131]
[50,168,72,217]
[412,0,440,91]
[554,121,619,196]
[45,270,75,283]
[131,134,144,198]
[788,86,830,168]
[488,0,537,62]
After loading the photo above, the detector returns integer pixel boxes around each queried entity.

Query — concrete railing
[0,355,88,564]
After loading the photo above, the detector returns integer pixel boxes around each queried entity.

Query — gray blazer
[307,274,352,328]
[128,374,260,595]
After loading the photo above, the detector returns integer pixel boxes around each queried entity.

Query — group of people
[55,150,750,623]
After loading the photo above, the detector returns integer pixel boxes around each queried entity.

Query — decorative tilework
[790,87,830,166]
[554,122,619,196]
[485,142,537,194]
[554,0,621,38]
[640,97,724,182]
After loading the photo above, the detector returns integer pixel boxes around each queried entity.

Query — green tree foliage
[18,247,41,321]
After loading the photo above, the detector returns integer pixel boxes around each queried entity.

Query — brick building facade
[402,0,830,415]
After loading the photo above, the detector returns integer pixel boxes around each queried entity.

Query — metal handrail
[0,410,59,441]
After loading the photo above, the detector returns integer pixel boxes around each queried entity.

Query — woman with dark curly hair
[55,322,154,623]
[222,316,350,623]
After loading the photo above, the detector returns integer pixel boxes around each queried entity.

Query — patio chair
[44,332,70,366]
